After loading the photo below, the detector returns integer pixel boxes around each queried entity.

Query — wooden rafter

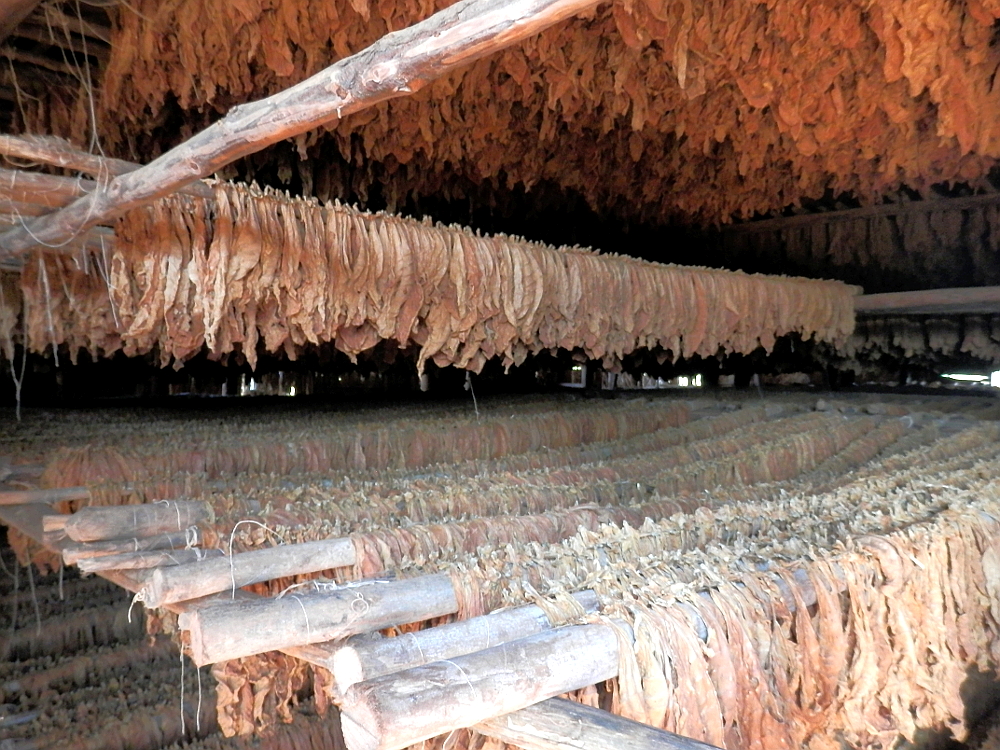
[0,0,602,258]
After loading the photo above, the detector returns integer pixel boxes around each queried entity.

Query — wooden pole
[63,500,213,543]
[77,547,223,573]
[854,286,1000,316]
[0,0,601,256]
[143,537,357,608]
[61,528,199,565]
[0,201,50,218]
[0,135,213,199]
[41,514,68,532]
[331,590,599,690]
[475,697,723,750]
[179,573,458,666]
[339,623,620,750]
[0,487,89,506]
[0,166,96,209]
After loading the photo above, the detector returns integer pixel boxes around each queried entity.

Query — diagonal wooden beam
[0,0,602,258]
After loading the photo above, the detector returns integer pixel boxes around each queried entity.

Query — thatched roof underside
[18,0,1000,225]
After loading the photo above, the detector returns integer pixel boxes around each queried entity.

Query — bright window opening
[943,373,989,383]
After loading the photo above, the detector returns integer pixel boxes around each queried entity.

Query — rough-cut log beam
[0,200,51,218]
[63,500,213,542]
[475,698,723,750]
[144,537,357,608]
[0,0,43,44]
[0,135,213,198]
[0,166,96,208]
[0,0,602,256]
[339,623,621,750]
[854,286,1000,316]
[331,590,600,691]
[179,573,459,666]
[62,528,199,566]
[77,547,223,573]
[0,486,89,505]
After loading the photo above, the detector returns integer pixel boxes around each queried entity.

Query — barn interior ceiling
[8,0,1000,231]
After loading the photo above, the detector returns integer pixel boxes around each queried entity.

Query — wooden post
[63,500,213,542]
[143,537,357,608]
[331,590,599,690]
[77,547,223,573]
[0,487,89,506]
[61,528,199,565]
[340,623,620,750]
[475,697,723,750]
[0,0,600,256]
[178,573,458,666]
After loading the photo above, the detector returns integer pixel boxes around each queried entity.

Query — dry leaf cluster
[720,201,1000,291]
[844,314,1000,372]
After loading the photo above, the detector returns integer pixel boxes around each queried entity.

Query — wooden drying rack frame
[0,468,717,750]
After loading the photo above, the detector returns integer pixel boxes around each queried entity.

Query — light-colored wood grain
[340,623,620,750]
[144,537,356,608]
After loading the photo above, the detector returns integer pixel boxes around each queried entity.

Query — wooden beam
[0,135,214,198]
[143,537,357,608]
[77,547,223,573]
[0,501,361,672]
[0,166,97,209]
[0,200,53,218]
[854,286,1000,316]
[179,573,459,666]
[0,486,89,505]
[331,590,600,691]
[0,0,43,45]
[63,500,213,542]
[339,623,621,750]
[61,528,200,565]
[476,697,723,750]
[0,0,601,257]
